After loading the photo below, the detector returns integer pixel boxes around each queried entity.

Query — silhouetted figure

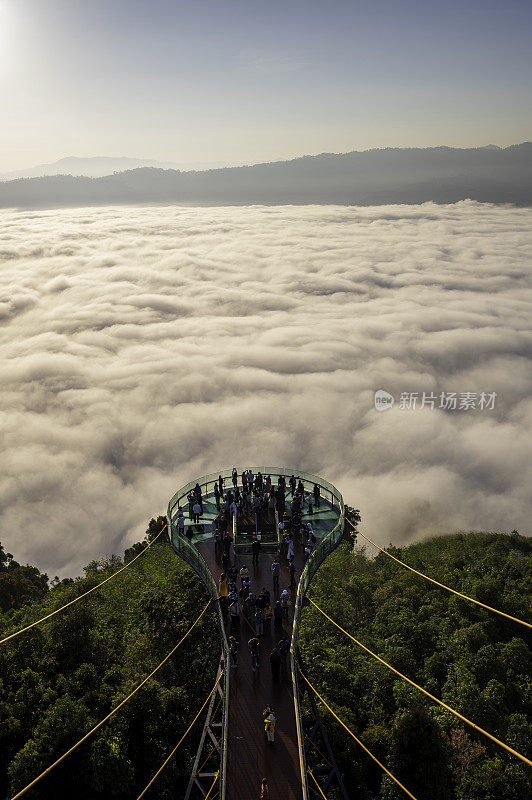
[269,646,282,681]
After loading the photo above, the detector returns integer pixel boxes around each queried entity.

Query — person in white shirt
[192,502,201,523]
[287,538,294,561]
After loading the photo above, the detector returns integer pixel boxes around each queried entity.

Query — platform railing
[168,466,339,522]
[290,484,345,800]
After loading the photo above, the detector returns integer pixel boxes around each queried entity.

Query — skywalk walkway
[167,468,345,800]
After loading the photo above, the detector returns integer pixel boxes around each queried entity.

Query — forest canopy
[298,532,532,800]
[1,526,531,800]
[0,520,219,800]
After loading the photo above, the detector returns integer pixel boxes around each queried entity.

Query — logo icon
[374,389,395,412]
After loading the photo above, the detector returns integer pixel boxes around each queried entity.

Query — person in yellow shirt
[264,710,276,744]
[218,572,228,597]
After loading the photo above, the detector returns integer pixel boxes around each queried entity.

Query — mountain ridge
[1,143,531,208]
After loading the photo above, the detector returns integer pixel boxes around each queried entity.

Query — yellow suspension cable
[1,523,168,646]
[135,681,222,800]
[203,770,221,800]
[309,598,532,767]
[9,600,211,800]
[301,673,419,800]
[307,768,328,799]
[346,519,532,630]
[304,731,334,771]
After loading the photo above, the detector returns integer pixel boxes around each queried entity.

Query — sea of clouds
[1,202,531,577]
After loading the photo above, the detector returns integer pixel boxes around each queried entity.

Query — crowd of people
[213,470,322,529]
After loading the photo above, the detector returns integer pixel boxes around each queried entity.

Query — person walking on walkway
[313,483,321,509]
[264,710,276,744]
[240,564,249,588]
[214,482,221,511]
[286,537,294,562]
[278,636,290,673]
[221,550,230,573]
[229,599,240,625]
[260,778,269,799]
[273,600,283,629]
[271,559,280,591]
[251,537,261,566]
[232,467,238,488]
[176,510,185,538]
[229,636,239,669]
[289,558,296,589]
[218,573,228,598]
[269,646,282,682]
[279,589,290,619]
[280,588,290,619]
[223,532,233,560]
[249,636,260,672]
[254,606,264,636]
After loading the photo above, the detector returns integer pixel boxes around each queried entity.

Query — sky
[1,202,531,577]
[1,0,531,172]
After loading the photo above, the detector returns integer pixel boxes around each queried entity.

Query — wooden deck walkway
[198,539,306,800]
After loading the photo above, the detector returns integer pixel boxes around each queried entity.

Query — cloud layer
[1,202,531,576]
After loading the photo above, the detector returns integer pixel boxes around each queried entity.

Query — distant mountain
[0,155,236,180]
[1,143,531,208]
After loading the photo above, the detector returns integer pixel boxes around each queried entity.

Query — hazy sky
[1,0,531,170]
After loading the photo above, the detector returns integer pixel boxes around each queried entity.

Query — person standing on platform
[218,474,224,496]
[273,600,283,629]
[271,559,280,591]
[240,564,249,588]
[249,636,260,672]
[176,510,185,538]
[192,501,201,524]
[289,474,296,496]
[313,483,321,509]
[214,482,221,511]
[232,467,238,488]
[269,646,282,682]
[251,537,261,566]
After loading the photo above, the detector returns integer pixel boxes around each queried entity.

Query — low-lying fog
[1,202,530,576]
